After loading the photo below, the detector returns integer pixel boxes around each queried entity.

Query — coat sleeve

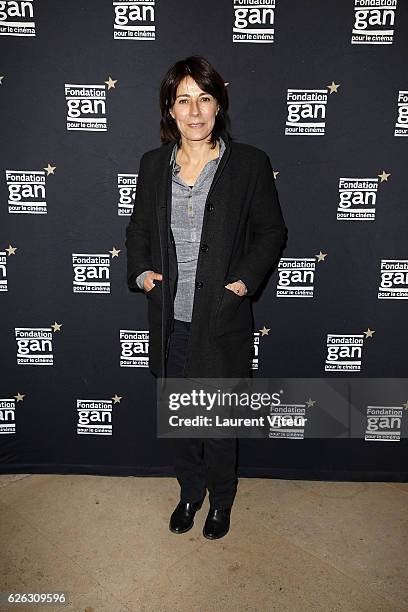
[125,153,154,291]
[226,152,287,297]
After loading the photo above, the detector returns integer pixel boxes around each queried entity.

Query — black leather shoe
[203,508,231,540]
[169,499,204,534]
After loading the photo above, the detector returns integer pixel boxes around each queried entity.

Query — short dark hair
[159,55,232,147]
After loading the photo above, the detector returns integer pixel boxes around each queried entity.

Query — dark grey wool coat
[125,130,287,379]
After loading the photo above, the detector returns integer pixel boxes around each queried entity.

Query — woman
[125,55,286,540]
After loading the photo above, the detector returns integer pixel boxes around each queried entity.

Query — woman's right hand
[143,271,163,293]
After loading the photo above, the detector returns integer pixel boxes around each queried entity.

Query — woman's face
[169,76,219,143]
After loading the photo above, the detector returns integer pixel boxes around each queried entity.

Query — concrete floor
[0,474,407,612]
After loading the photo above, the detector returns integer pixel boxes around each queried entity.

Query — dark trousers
[166,319,238,509]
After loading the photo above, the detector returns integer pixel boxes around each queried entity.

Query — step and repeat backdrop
[1,0,407,479]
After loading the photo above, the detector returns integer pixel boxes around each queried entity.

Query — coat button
[195,281,203,289]
[200,244,209,252]
[206,202,214,211]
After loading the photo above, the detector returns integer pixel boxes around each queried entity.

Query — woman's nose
[190,100,199,114]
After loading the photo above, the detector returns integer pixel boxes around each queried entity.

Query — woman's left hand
[225,280,247,296]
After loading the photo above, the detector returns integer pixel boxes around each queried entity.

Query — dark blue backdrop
[1,0,407,480]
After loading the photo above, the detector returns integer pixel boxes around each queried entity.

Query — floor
[0,474,407,612]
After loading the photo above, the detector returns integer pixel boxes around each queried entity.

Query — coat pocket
[146,279,162,302]
[215,286,251,337]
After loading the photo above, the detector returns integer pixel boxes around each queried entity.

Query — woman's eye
[178,97,212,104]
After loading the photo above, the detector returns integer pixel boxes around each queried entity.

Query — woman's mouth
[189,123,204,128]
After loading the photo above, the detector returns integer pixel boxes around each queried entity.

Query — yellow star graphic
[110,247,120,258]
[112,394,122,404]
[306,398,316,408]
[259,326,271,336]
[316,251,327,262]
[44,163,56,175]
[15,392,25,402]
[327,81,340,94]
[0,75,5,85]
[51,322,62,332]
[5,244,17,256]
[402,401,408,410]
[273,170,279,180]
[105,76,117,90]
[364,328,375,338]
[378,170,390,182]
